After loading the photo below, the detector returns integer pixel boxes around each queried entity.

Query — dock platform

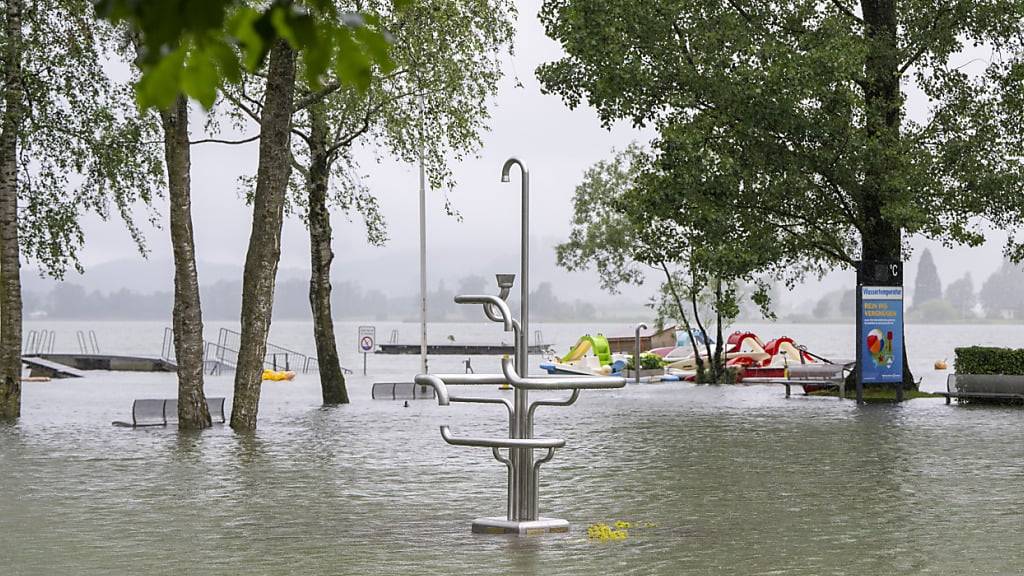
[24,354,177,373]
[377,343,551,355]
[22,357,86,379]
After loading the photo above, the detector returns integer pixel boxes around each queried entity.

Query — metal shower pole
[634,323,648,384]
[500,157,531,520]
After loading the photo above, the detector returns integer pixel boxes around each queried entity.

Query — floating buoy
[261,369,296,381]
[934,359,948,370]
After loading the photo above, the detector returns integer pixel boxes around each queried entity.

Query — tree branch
[293,81,341,113]
[190,134,260,146]
[897,7,954,76]
[828,0,863,24]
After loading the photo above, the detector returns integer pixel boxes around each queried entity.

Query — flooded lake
[3,320,1023,575]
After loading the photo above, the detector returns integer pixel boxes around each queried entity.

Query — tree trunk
[860,0,915,389]
[306,104,349,405]
[660,262,705,380]
[0,0,24,419]
[689,278,717,382]
[713,280,727,382]
[160,95,211,429]
[230,39,297,431]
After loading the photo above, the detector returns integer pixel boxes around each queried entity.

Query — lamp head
[496,274,516,290]
[495,273,515,301]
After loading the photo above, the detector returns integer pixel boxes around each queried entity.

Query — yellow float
[262,369,296,381]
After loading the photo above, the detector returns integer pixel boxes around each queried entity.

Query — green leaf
[228,7,266,71]
[134,45,187,109]
[181,47,220,108]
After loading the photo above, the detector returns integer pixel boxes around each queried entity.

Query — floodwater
[3,320,1023,575]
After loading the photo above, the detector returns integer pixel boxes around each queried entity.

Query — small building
[605,325,679,354]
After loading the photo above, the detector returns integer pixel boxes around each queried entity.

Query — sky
[46,0,1016,314]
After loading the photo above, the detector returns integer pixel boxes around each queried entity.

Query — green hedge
[954,346,1024,375]
[625,353,665,371]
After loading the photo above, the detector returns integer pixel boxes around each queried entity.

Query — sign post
[855,262,904,404]
[358,325,376,376]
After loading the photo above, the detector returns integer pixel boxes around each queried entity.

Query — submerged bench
[112,397,227,427]
[371,382,437,401]
[939,374,1024,405]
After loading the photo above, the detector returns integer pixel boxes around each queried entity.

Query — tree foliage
[6,0,164,277]
[557,143,782,382]
[912,248,942,307]
[217,0,515,231]
[980,260,1024,318]
[95,0,400,108]
[537,0,1024,272]
[944,272,976,318]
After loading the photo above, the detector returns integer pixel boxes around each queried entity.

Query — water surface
[3,321,1023,575]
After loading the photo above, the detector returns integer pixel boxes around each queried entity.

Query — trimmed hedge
[625,353,665,371]
[954,346,1024,376]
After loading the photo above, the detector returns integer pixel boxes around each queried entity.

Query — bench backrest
[131,397,227,426]
[371,382,437,400]
[948,374,1024,396]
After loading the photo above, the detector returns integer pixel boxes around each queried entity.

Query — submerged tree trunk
[713,280,727,382]
[306,104,348,404]
[160,95,211,429]
[660,262,705,381]
[230,39,297,431]
[0,0,25,418]
[859,0,915,389]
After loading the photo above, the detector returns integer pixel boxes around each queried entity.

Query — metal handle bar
[501,357,626,390]
[527,389,579,423]
[530,447,557,519]
[453,295,514,332]
[425,373,507,385]
[449,395,514,415]
[414,374,451,405]
[492,447,515,520]
[440,426,565,449]
[450,396,515,431]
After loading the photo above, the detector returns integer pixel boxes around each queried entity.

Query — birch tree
[1,0,162,418]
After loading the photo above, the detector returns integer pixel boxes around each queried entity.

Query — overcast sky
[55,0,1014,312]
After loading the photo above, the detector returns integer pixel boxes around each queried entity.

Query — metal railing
[76,330,100,354]
[216,328,309,372]
[23,330,56,355]
[302,356,353,375]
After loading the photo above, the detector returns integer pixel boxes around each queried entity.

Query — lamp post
[418,102,428,375]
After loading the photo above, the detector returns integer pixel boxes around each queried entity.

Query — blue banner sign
[860,286,904,384]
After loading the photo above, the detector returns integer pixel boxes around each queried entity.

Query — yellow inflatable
[262,369,296,381]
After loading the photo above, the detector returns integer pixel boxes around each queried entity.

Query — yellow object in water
[262,369,296,381]
[934,359,948,370]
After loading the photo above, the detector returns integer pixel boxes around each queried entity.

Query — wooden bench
[112,397,226,427]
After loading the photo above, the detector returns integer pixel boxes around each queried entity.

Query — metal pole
[363,352,367,376]
[855,261,864,405]
[501,157,531,520]
[418,98,428,375]
[634,323,648,385]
